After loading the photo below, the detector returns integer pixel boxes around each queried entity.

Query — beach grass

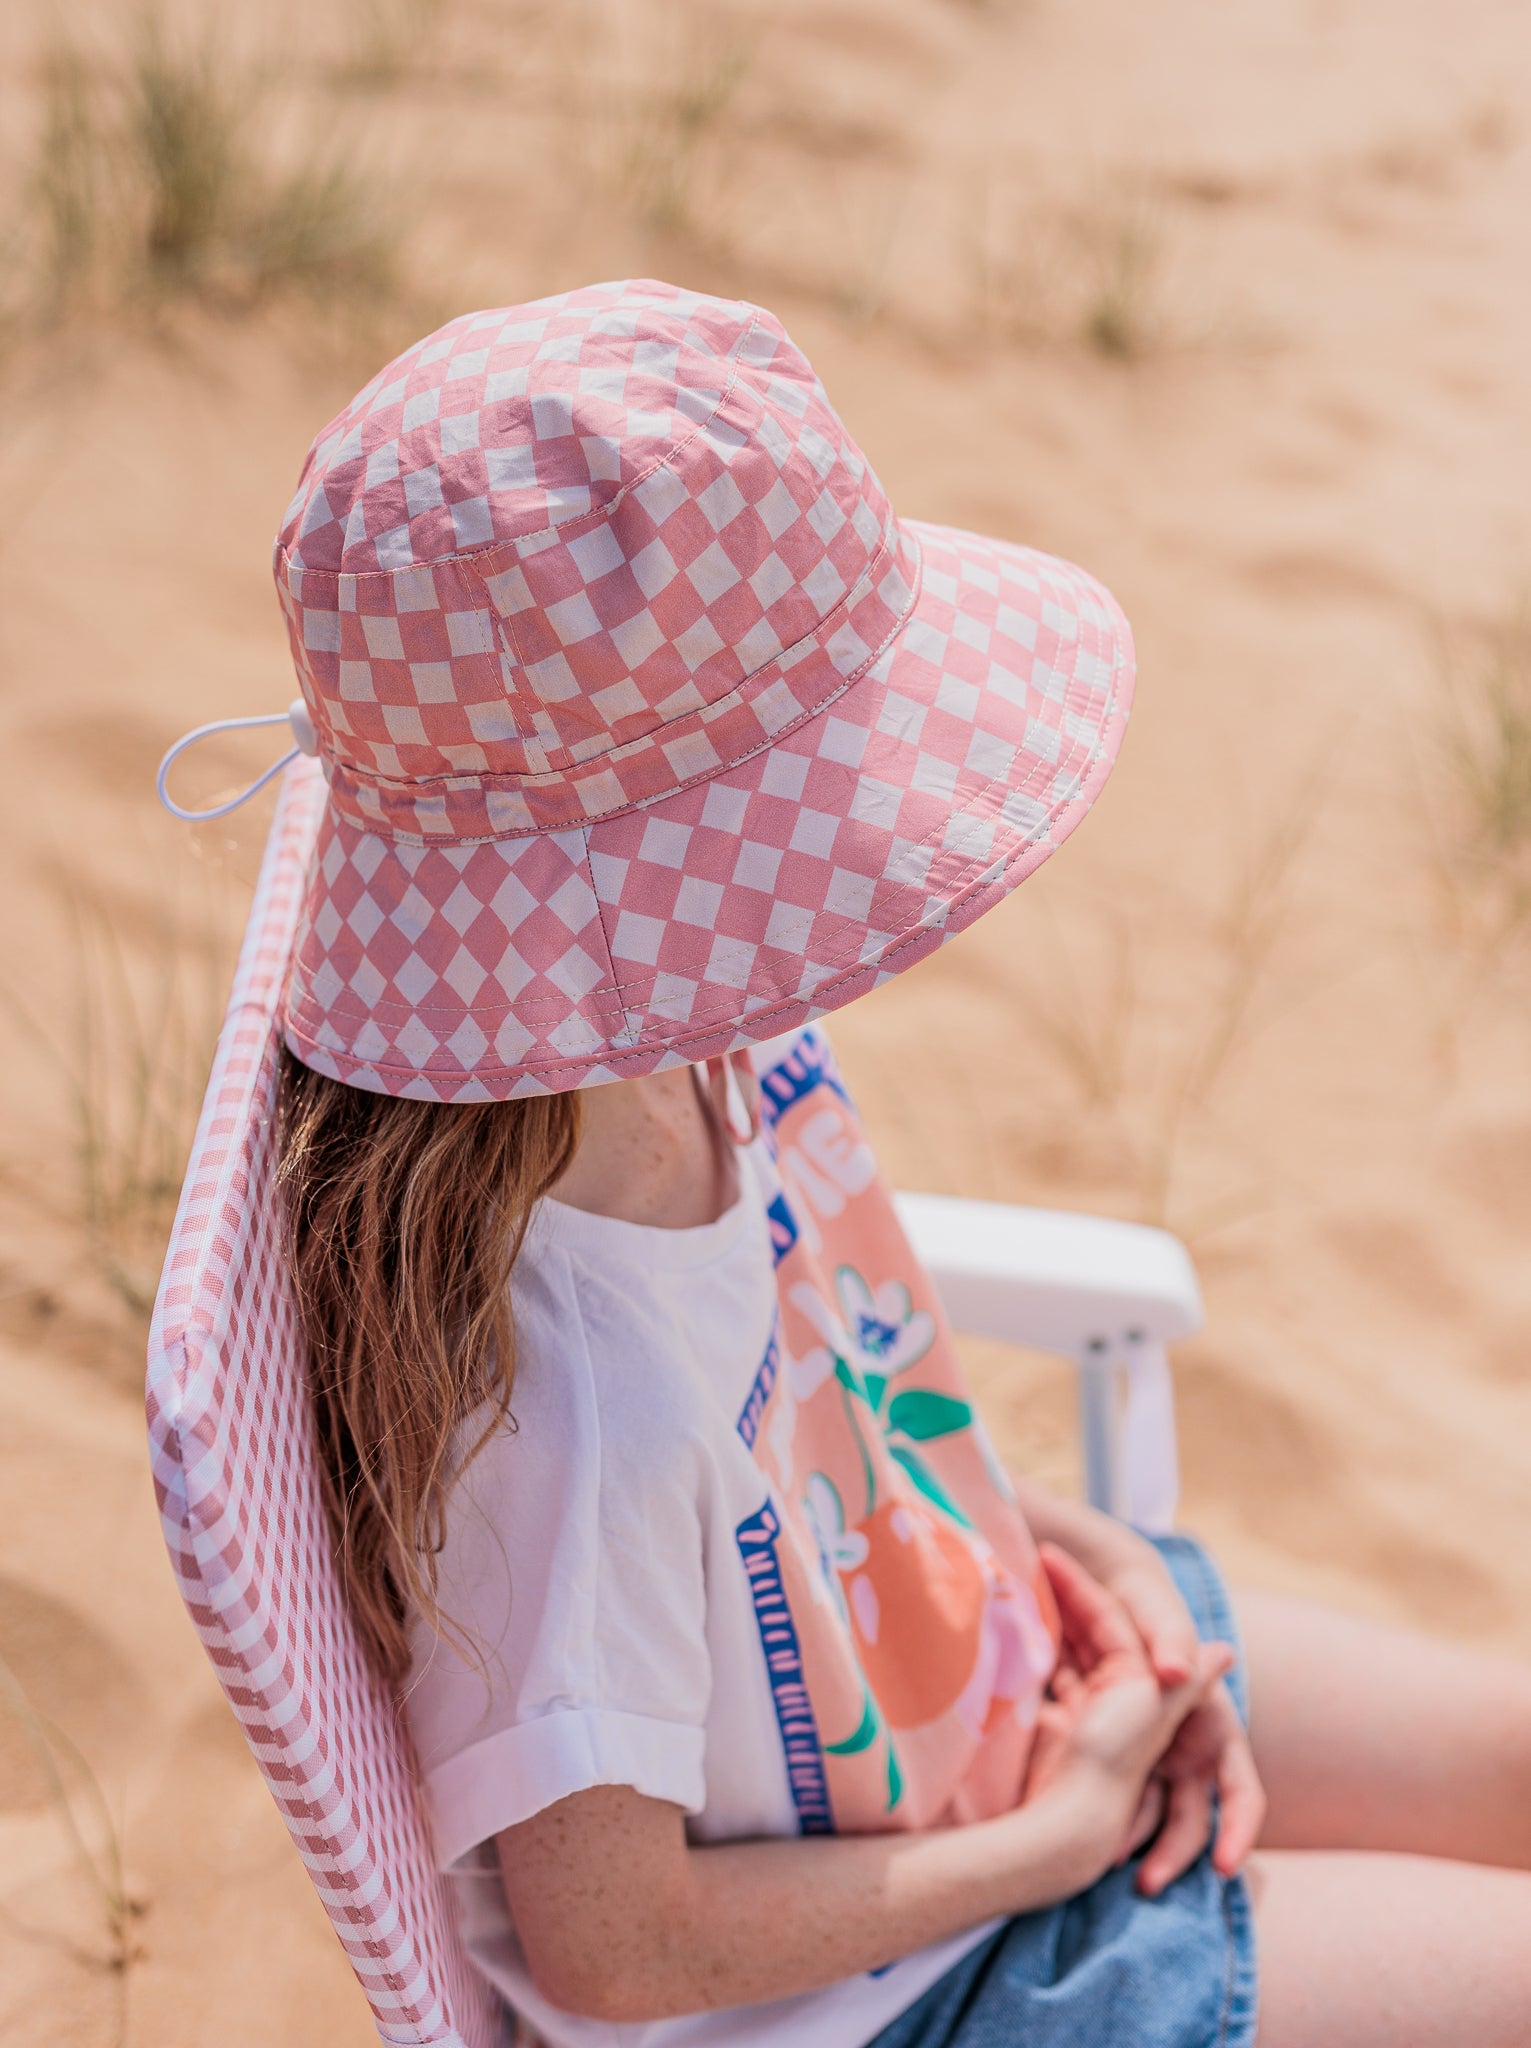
[1445,599,1531,869]
[0,870,230,1321]
[0,1648,145,2015]
[13,15,404,330]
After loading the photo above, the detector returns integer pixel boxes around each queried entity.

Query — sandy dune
[2,0,1530,2040]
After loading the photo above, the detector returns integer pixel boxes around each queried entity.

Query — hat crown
[281,283,760,575]
[273,280,914,842]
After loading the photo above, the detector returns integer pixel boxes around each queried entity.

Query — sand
[2,0,1530,2040]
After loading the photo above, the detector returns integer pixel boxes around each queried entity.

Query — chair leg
[1074,1338,1180,1533]
[1077,1349,1124,1519]
[1123,1338,1179,1535]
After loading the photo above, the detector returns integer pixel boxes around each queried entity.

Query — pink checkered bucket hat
[160,278,1134,1100]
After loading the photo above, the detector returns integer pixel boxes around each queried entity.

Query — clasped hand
[1022,1542,1266,1897]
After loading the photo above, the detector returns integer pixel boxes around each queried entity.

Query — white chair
[895,1192,1200,1536]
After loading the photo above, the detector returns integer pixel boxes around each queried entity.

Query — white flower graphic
[834,1266,936,1377]
[801,1472,868,1611]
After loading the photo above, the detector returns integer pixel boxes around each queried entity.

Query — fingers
[1156,1680,1236,1782]
[1148,1637,1195,1689]
[1048,1663,1082,1706]
[1117,1563,1200,1687]
[1136,1771,1213,1897]
[1116,1777,1167,1865]
[1186,1640,1236,1705]
[1198,1639,1236,1681]
[1155,1701,1215,1780]
[1211,1725,1268,1877]
[1038,1542,1143,1674]
[1137,1682,1266,1886]
[1154,1640,1234,1739]
[1020,1702,1069,1801]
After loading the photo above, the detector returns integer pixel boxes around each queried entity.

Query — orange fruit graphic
[842,1499,987,1729]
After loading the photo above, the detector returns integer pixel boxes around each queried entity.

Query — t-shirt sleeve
[402,1254,712,1870]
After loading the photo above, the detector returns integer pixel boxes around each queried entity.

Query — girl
[218,280,1531,2048]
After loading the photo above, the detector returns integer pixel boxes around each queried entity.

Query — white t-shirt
[403,1030,1060,2048]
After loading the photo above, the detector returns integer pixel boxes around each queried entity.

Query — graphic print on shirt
[735,1030,1060,1837]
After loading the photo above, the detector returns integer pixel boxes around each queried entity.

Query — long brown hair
[275,1044,581,1683]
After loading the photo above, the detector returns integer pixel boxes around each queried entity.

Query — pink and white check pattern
[275,280,915,839]
[147,767,513,2048]
[273,280,1135,1099]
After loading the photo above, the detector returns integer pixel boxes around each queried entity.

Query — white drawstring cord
[156,700,319,822]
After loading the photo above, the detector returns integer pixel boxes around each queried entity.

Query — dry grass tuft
[632,42,754,235]
[1,873,230,1318]
[11,17,403,330]
[590,4,757,243]
[70,883,230,1316]
[29,44,101,314]
[964,175,1055,344]
[341,0,446,90]
[998,777,1318,1236]
[1137,786,1317,1229]
[966,178,1174,360]
[1424,599,1531,1046]
[1009,908,1138,1111]
[1078,201,1166,360]
[0,1649,147,1994]
[1443,600,1531,871]
[129,18,245,288]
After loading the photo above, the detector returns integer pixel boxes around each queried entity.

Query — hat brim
[283,520,1133,1099]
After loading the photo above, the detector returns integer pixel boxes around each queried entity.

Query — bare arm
[497,1776,1111,2024]
[497,1551,1229,2024]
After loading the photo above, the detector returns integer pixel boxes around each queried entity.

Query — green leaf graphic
[834,1355,865,1400]
[887,1390,972,1441]
[888,1441,975,1529]
[826,1692,880,1757]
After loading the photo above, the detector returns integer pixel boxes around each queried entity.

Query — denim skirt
[868,1534,1258,2048]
